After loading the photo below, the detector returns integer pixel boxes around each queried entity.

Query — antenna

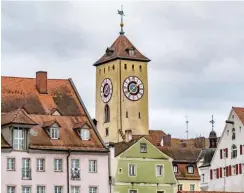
[186,116,189,139]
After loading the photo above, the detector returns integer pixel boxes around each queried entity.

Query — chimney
[125,130,132,142]
[162,134,171,146]
[92,119,98,127]
[36,71,47,94]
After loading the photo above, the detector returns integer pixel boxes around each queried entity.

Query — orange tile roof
[174,162,200,180]
[233,107,244,125]
[1,75,107,152]
[94,35,150,66]
[1,135,11,148]
[132,130,166,146]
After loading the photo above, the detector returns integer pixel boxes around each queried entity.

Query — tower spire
[118,5,125,35]
[210,115,215,131]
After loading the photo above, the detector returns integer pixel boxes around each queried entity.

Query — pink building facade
[1,72,110,193]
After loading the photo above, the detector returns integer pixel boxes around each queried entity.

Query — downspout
[67,149,71,193]
[108,146,112,193]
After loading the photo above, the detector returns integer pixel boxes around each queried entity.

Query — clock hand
[129,83,141,94]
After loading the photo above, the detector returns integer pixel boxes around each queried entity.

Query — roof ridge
[2,76,70,81]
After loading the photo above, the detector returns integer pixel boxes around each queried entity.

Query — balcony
[22,168,31,180]
[71,168,80,180]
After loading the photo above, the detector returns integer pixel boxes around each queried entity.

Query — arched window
[139,65,142,72]
[231,144,237,159]
[104,104,110,123]
[232,128,236,140]
[124,64,127,70]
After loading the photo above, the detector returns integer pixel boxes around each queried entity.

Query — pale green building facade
[109,137,178,193]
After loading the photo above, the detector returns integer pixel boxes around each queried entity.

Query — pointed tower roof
[93,35,150,66]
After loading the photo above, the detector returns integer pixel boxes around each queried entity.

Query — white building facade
[209,107,244,192]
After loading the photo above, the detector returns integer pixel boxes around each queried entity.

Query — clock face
[123,76,144,101]
[100,78,113,103]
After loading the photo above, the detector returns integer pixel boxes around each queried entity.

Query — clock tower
[94,7,150,143]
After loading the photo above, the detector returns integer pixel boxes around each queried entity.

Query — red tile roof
[174,162,200,180]
[233,107,244,125]
[94,35,150,66]
[1,75,107,152]
[133,130,166,146]
[1,135,11,148]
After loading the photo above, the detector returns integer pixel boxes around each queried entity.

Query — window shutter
[226,166,229,177]
[239,163,242,174]
[236,164,239,175]
[216,168,219,179]
[226,148,228,158]
[210,169,213,180]
[220,149,222,159]
[220,167,222,178]
[229,165,232,176]
[240,145,243,155]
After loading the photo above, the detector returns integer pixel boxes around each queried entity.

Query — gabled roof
[233,107,244,125]
[93,35,150,66]
[198,148,216,168]
[174,162,200,180]
[1,108,37,126]
[132,130,166,146]
[1,135,11,148]
[1,75,107,152]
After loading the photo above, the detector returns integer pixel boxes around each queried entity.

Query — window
[7,186,15,193]
[7,158,15,170]
[13,127,25,150]
[105,128,109,136]
[71,159,79,169]
[89,187,97,193]
[227,130,229,136]
[129,49,135,56]
[129,190,137,193]
[54,186,62,193]
[132,64,134,71]
[99,69,101,75]
[54,159,63,172]
[104,68,105,73]
[104,104,110,123]
[242,164,244,174]
[213,169,217,179]
[190,184,195,191]
[138,112,141,119]
[80,129,90,140]
[232,165,237,175]
[118,168,123,174]
[50,126,59,139]
[37,158,45,171]
[71,186,80,193]
[157,191,164,193]
[173,165,178,173]
[129,164,136,176]
[231,144,237,159]
[201,174,205,182]
[22,186,31,193]
[37,186,45,193]
[140,143,147,153]
[139,65,142,72]
[223,149,227,158]
[188,165,194,174]
[124,64,127,70]
[89,160,97,173]
[223,167,226,177]
[22,158,31,179]
[156,165,164,176]
[112,65,115,70]
[108,66,110,72]
[126,111,128,118]
[232,128,236,140]
[178,184,183,191]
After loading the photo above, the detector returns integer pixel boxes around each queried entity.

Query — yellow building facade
[94,35,150,143]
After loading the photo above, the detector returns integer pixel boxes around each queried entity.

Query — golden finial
[118,5,125,35]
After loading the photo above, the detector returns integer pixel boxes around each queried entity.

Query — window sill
[89,171,98,173]
[36,170,45,172]
[54,170,63,172]
[7,169,15,171]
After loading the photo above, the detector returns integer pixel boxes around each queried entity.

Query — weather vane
[118,5,125,35]
[210,115,215,131]
[186,116,189,139]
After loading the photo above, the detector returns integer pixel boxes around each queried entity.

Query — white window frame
[188,166,194,174]
[223,167,226,177]
[71,186,80,193]
[37,186,45,193]
[7,158,15,171]
[80,129,90,140]
[178,184,183,191]
[13,127,25,150]
[89,186,97,193]
[232,165,236,175]
[156,165,164,177]
[36,158,45,171]
[54,159,63,172]
[231,144,237,159]
[173,165,178,173]
[22,186,31,193]
[89,160,97,173]
[7,186,15,193]
[128,164,136,176]
[190,184,195,191]
[129,190,137,193]
[71,159,79,169]
[50,126,59,139]
[54,186,62,193]
[201,173,205,182]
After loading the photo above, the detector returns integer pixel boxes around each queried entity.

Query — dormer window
[187,165,194,174]
[13,127,26,150]
[73,122,91,140]
[106,48,114,56]
[128,49,135,56]
[80,128,90,140]
[173,165,178,173]
[48,124,60,139]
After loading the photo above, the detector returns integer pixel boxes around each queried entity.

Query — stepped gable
[1,74,107,152]
[94,35,150,66]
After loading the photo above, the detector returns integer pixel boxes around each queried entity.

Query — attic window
[49,125,59,139]
[140,143,147,153]
[173,165,178,173]
[128,49,135,56]
[79,124,90,140]
[187,165,194,174]
[106,48,114,56]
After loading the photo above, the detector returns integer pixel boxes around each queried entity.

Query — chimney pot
[36,71,47,94]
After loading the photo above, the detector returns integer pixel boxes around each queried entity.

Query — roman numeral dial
[100,78,113,103]
[123,76,144,101]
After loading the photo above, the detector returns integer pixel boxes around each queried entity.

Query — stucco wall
[178,179,200,191]
[1,151,109,193]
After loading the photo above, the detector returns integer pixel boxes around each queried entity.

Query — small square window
[129,190,137,193]
[54,159,63,172]
[71,186,80,193]
[173,165,178,173]
[80,129,90,140]
[190,184,195,191]
[7,186,15,193]
[140,143,147,153]
[7,158,15,171]
[37,158,45,171]
[89,160,97,173]
[50,126,59,139]
[129,164,136,176]
[54,186,62,193]
[178,184,183,191]
[22,186,31,193]
[37,186,45,193]
[89,187,97,193]
[105,128,109,136]
[118,168,123,174]
[156,165,164,176]
[188,166,194,174]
